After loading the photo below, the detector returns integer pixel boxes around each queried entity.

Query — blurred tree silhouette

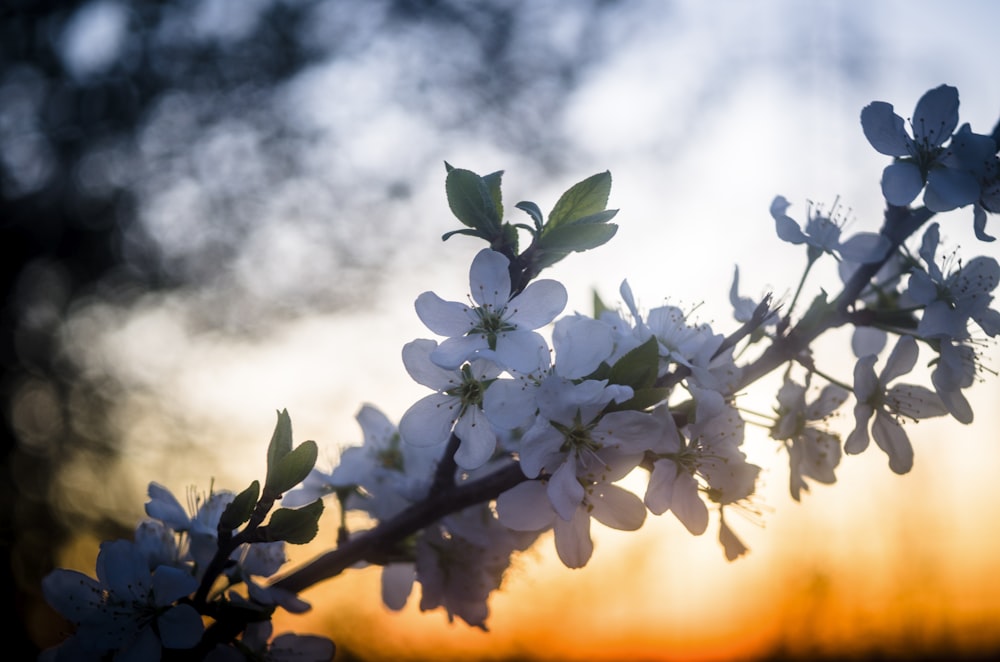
[0,0,624,652]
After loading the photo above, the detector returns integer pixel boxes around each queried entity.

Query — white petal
[494,329,550,373]
[553,315,614,379]
[553,506,593,569]
[508,279,568,329]
[151,565,198,606]
[145,482,190,530]
[644,459,677,515]
[844,404,873,455]
[453,408,497,470]
[912,84,959,145]
[381,563,415,611]
[402,339,459,390]
[469,249,511,308]
[496,481,555,531]
[414,292,474,336]
[719,517,749,561]
[430,335,487,369]
[860,101,911,156]
[924,167,980,212]
[881,162,924,207]
[157,603,203,649]
[483,378,538,430]
[547,459,585,522]
[770,195,806,244]
[399,394,457,447]
[671,472,708,535]
[871,410,914,474]
[589,483,645,531]
[880,335,918,384]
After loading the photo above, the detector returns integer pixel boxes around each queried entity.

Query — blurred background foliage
[0,0,629,653]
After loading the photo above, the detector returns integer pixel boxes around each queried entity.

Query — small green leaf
[268,439,318,495]
[265,409,294,487]
[483,169,504,222]
[608,336,659,390]
[445,168,501,235]
[535,222,618,270]
[515,200,544,229]
[219,480,260,532]
[264,499,324,544]
[592,288,610,319]
[546,171,612,230]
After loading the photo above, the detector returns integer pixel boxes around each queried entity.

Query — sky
[43,1,1000,660]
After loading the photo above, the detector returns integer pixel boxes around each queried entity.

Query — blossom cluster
[39,84,1000,660]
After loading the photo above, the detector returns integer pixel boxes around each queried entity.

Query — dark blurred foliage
[0,0,631,653]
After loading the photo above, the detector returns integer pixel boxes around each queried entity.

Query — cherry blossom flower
[771,195,889,263]
[908,223,1000,340]
[414,248,567,373]
[41,539,203,661]
[861,84,981,211]
[845,335,948,473]
[770,378,847,501]
[399,338,503,470]
[515,375,659,521]
[206,621,335,662]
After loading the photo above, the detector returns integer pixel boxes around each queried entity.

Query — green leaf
[608,336,659,390]
[483,169,504,222]
[265,409,294,488]
[264,499,324,545]
[219,480,260,532]
[445,168,501,235]
[535,221,618,270]
[268,439,318,495]
[546,171,612,230]
[515,200,544,229]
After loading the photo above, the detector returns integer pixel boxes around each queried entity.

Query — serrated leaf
[219,480,260,532]
[445,168,501,235]
[608,336,659,390]
[535,222,618,270]
[266,409,293,487]
[546,171,612,230]
[483,170,504,222]
[264,499,324,545]
[268,440,318,495]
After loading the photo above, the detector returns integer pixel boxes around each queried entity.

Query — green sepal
[218,480,260,532]
[442,228,487,242]
[592,288,610,319]
[445,168,501,236]
[608,336,659,391]
[268,439,318,496]
[265,409,294,488]
[546,171,612,230]
[264,499,324,544]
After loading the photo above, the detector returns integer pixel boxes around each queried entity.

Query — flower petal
[589,483,645,531]
[381,563,415,611]
[414,292,474,337]
[881,162,924,207]
[469,249,511,308]
[871,410,914,474]
[880,335,918,384]
[157,603,203,650]
[912,84,959,146]
[508,278,568,329]
[402,339,459,390]
[924,167,980,212]
[547,459,585,522]
[496,481,555,531]
[860,101,911,156]
[399,393,457,447]
[453,408,497,470]
[553,506,593,569]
